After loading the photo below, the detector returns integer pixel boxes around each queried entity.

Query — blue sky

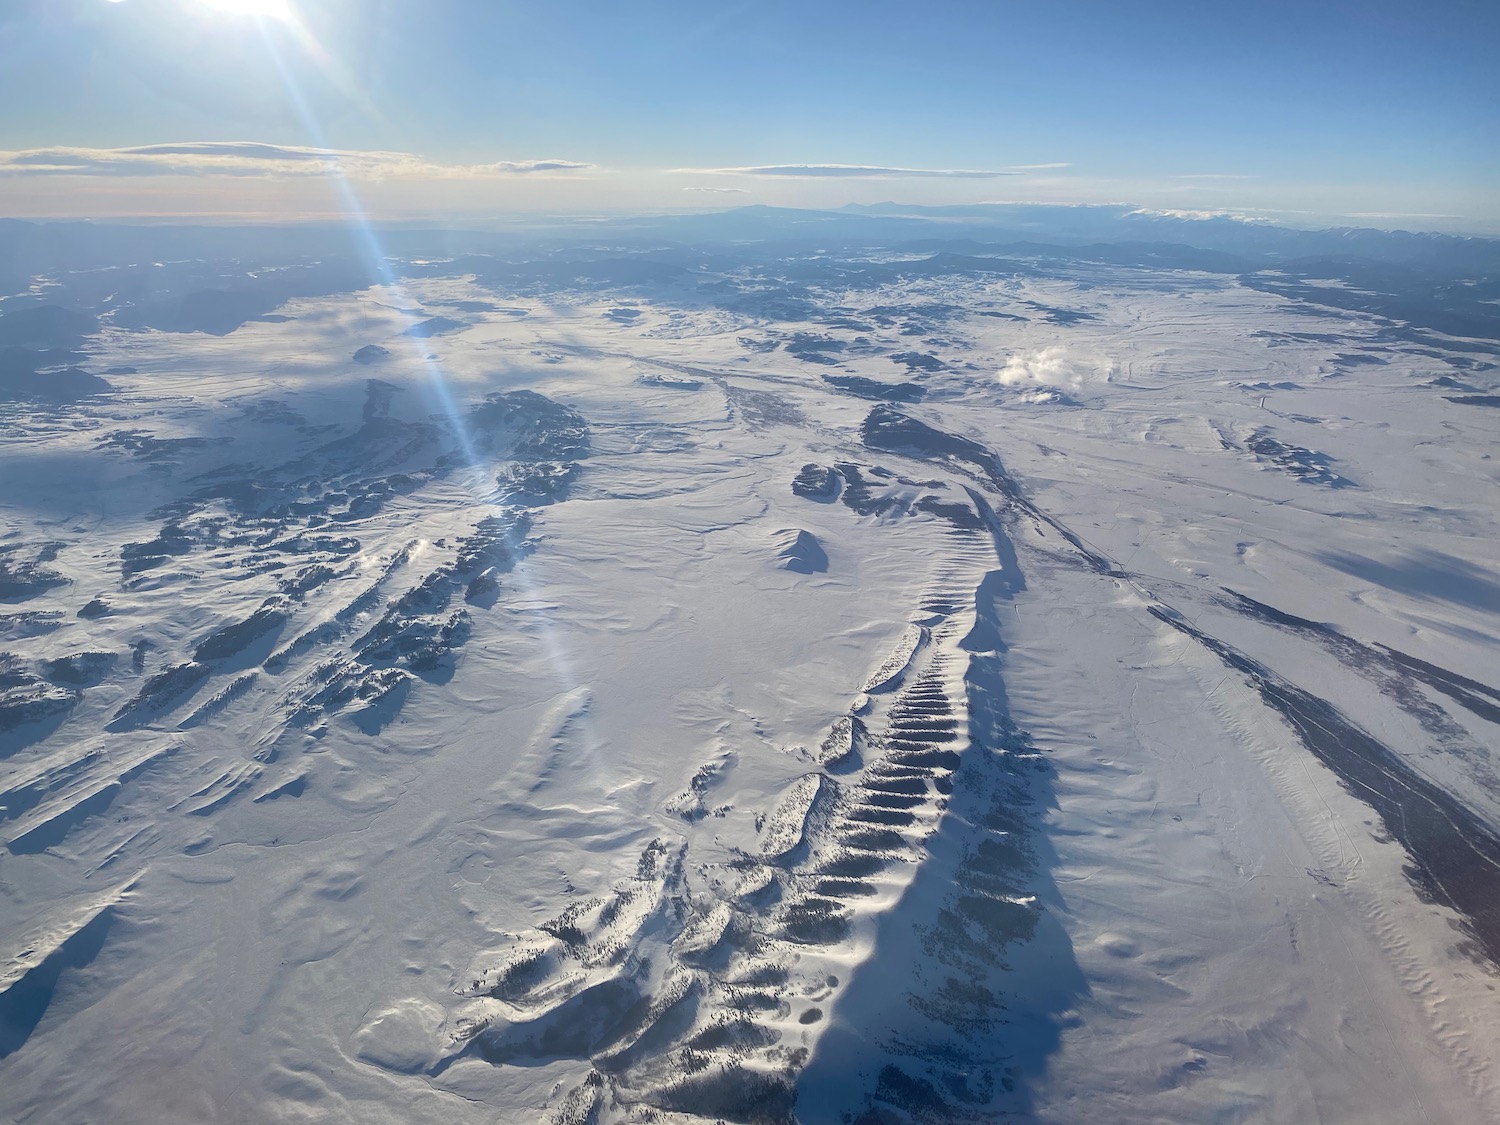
[1,0,1496,226]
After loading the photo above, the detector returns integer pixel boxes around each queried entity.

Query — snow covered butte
[771,528,828,574]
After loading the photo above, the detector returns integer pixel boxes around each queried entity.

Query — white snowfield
[1,258,1498,1125]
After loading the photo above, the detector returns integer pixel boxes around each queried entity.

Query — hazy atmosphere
[2,3,1498,1124]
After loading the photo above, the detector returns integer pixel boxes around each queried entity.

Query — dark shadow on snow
[795,413,1085,1122]
[0,907,115,1059]
[1316,547,1500,616]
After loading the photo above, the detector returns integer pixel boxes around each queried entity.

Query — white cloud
[0,142,594,179]
[1345,211,1462,220]
[670,163,1066,179]
[683,185,750,194]
[997,346,1115,389]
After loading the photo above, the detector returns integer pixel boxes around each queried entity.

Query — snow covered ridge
[0,228,1498,1123]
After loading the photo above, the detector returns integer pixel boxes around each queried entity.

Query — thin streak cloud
[0,142,595,179]
[480,159,595,174]
[671,163,1068,179]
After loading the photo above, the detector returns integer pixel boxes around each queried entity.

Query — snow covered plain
[2,225,1499,1123]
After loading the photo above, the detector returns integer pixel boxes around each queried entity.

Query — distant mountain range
[2,203,1496,384]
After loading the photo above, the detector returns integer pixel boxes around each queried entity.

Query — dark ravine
[1376,643,1500,726]
[868,405,1500,969]
[1222,589,1500,728]
[1151,604,1500,966]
